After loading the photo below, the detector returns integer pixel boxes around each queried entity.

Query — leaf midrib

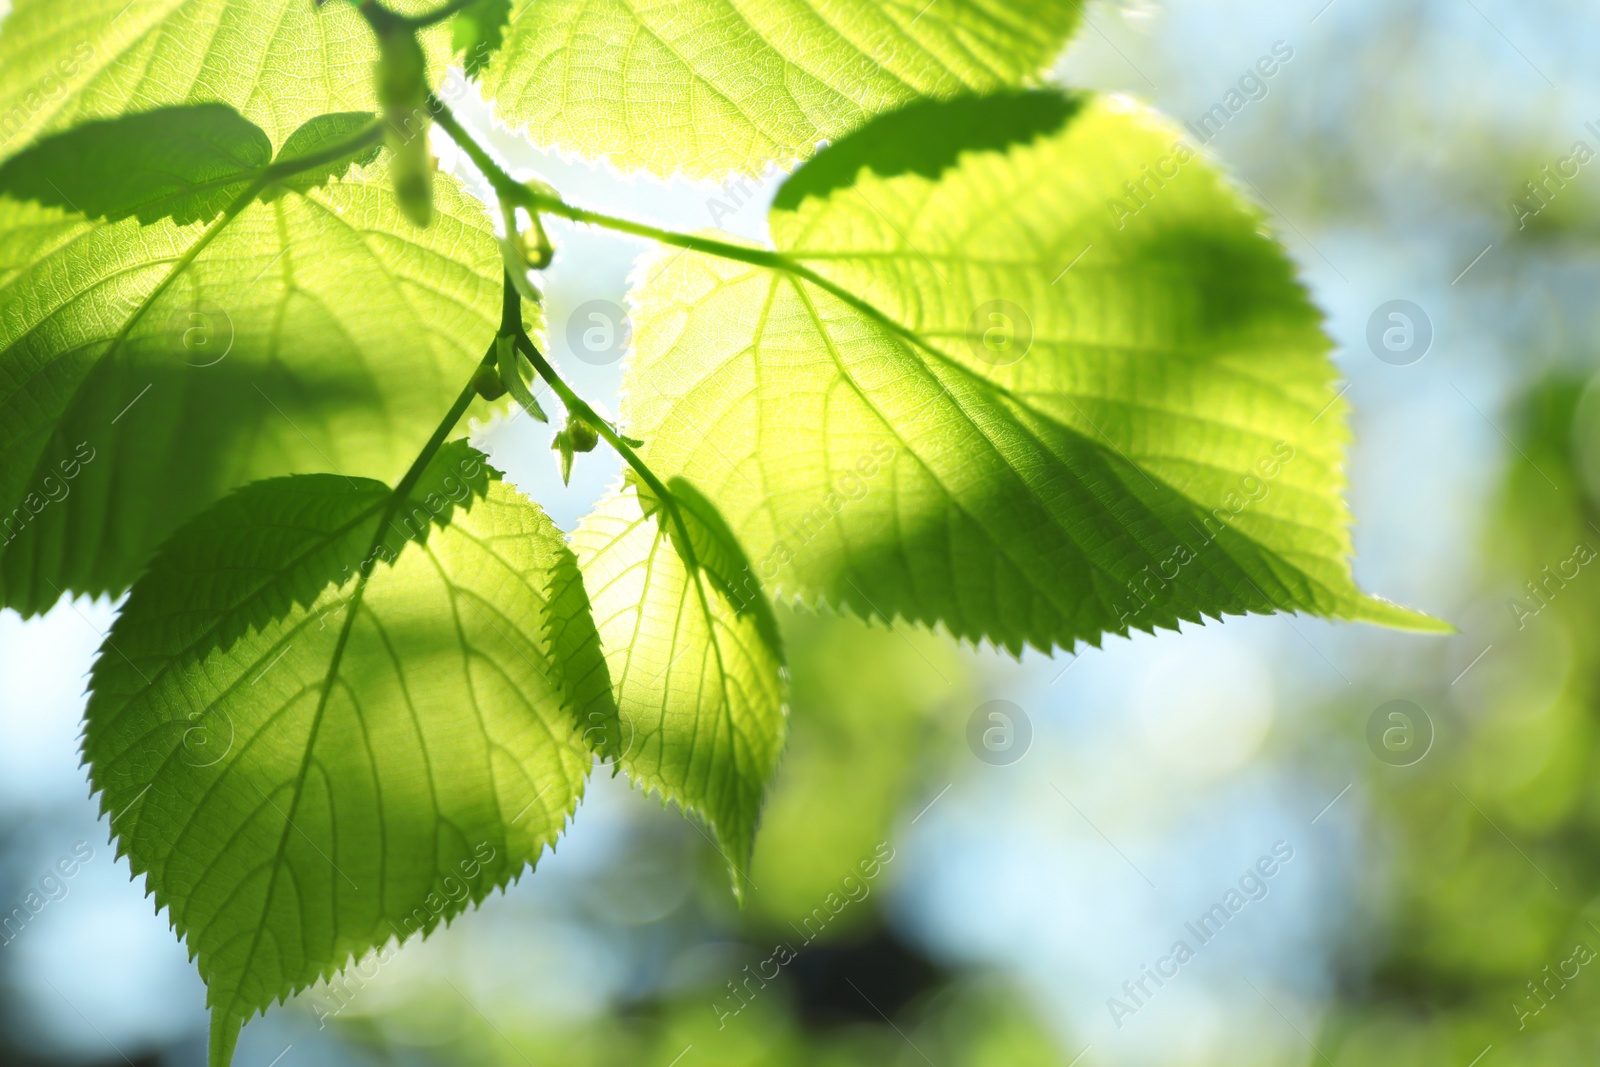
[652,260,1345,643]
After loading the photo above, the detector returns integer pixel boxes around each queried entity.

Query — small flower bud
[375,26,432,226]
[471,362,505,401]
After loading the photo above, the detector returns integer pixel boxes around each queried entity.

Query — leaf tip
[1342,594,1454,634]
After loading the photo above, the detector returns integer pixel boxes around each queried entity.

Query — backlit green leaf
[453,0,513,79]
[572,479,786,886]
[0,105,384,224]
[480,0,1084,175]
[619,92,1443,653]
[0,0,450,155]
[0,103,270,225]
[83,442,605,1041]
[0,148,501,616]
[267,111,384,199]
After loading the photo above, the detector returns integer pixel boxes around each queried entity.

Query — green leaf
[0,105,383,224]
[453,0,513,79]
[83,441,606,1041]
[480,0,1085,175]
[769,89,1082,211]
[0,0,451,155]
[0,103,271,225]
[572,479,786,887]
[267,112,384,199]
[620,92,1444,653]
[0,150,502,616]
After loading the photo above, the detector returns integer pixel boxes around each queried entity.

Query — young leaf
[453,0,513,79]
[0,103,272,225]
[266,112,384,199]
[0,105,383,223]
[0,151,502,616]
[84,442,607,1045]
[620,92,1444,653]
[480,0,1085,175]
[572,479,786,888]
[0,0,450,154]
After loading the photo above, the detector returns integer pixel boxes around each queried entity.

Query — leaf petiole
[425,95,954,377]
[508,328,699,566]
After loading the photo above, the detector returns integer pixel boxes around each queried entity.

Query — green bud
[521,212,554,271]
[375,30,425,110]
[496,334,548,422]
[567,414,600,453]
[522,176,561,204]
[551,429,575,485]
[550,414,599,485]
[500,201,555,272]
[471,362,505,401]
[376,27,433,226]
[497,238,544,305]
[390,137,434,227]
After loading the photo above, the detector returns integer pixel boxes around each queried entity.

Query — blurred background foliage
[1,0,1597,1065]
[1317,376,1600,1067]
